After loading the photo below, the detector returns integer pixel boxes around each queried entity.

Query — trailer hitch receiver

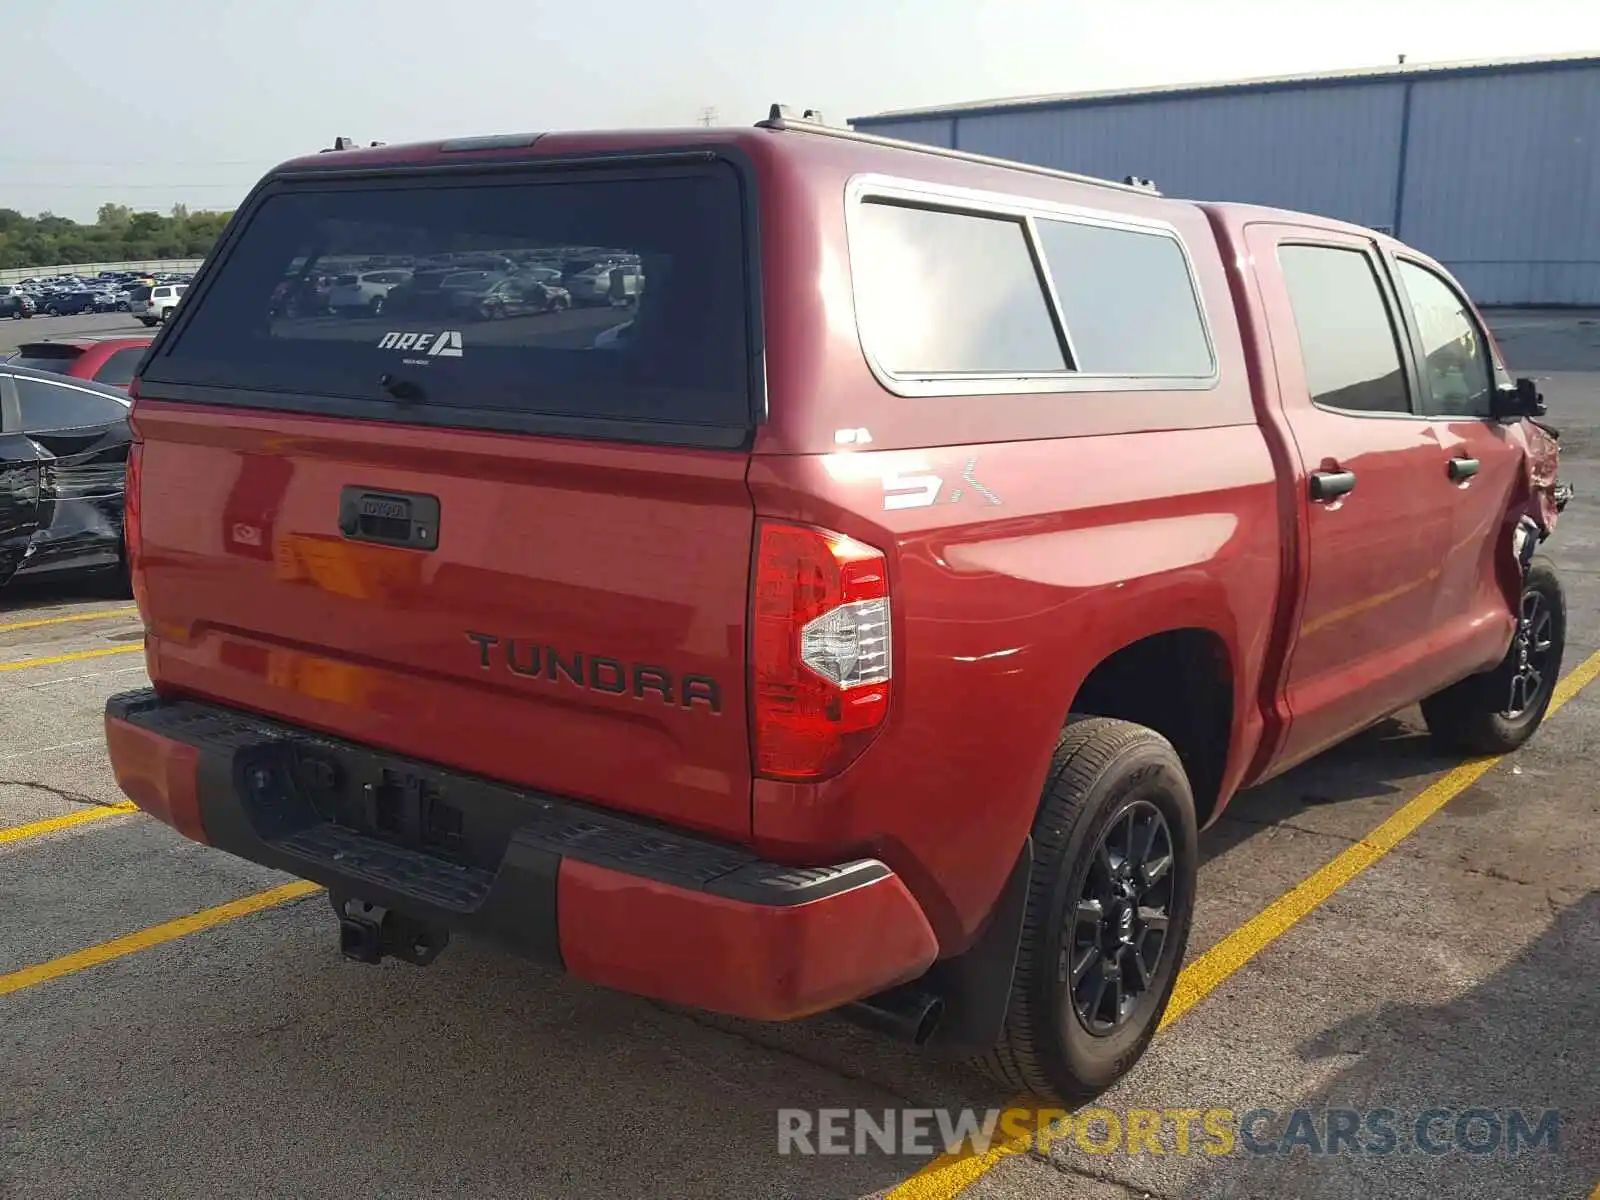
[334,896,450,967]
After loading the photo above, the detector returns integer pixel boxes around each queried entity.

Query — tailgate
[130,155,761,841]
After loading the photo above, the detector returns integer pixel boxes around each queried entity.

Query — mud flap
[921,837,1033,1057]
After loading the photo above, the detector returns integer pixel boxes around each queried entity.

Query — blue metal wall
[1398,66,1600,305]
[856,65,1600,305]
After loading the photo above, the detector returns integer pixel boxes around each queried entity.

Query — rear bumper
[104,689,938,1020]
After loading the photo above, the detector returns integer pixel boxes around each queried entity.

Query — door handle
[1309,469,1357,502]
[1448,457,1480,482]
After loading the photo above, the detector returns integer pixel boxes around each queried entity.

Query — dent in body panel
[0,435,41,583]
[746,426,1280,948]
[12,425,129,577]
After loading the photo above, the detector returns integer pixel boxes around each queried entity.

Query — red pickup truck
[105,111,1567,1102]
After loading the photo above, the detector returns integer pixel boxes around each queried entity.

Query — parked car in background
[0,288,34,320]
[0,364,131,591]
[7,335,155,389]
[328,269,413,316]
[131,283,188,326]
[453,274,572,320]
[39,291,100,317]
[566,262,645,306]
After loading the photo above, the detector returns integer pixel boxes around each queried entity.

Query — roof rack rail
[755,108,1160,197]
[767,103,829,125]
[319,137,386,153]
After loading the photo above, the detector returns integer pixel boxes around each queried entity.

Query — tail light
[752,522,892,780]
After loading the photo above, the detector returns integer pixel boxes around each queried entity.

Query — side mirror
[1490,377,1546,420]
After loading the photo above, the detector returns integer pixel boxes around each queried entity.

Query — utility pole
[699,107,718,127]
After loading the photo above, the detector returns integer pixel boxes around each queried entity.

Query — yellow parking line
[0,881,322,998]
[0,802,138,846]
[0,607,137,634]
[888,644,1600,1200]
[0,644,144,673]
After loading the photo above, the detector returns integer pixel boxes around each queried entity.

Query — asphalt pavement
[0,311,1596,1200]
[0,310,154,354]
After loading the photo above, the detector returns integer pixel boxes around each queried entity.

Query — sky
[6,0,1599,221]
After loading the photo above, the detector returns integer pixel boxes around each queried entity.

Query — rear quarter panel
[747,137,1285,948]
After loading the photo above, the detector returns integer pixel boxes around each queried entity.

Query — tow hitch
[333,896,451,967]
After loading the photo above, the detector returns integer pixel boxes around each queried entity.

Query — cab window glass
[1279,245,1411,414]
[1396,261,1494,418]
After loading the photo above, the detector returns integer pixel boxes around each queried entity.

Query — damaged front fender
[1522,416,1563,539]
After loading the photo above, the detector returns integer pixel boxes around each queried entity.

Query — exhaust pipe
[841,983,945,1046]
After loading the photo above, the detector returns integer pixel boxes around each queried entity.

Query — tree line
[0,203,232,269]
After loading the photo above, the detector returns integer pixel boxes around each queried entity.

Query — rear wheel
[1422,557,1565,754]
[160,307,174,323]
[976,717,1198,1102]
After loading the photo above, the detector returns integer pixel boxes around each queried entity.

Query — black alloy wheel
[1065,800,1176,1036]
[1502,586,1555,718]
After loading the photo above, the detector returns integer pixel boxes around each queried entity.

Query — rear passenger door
[1247,226,1451,768]
[1389,256,1524,677]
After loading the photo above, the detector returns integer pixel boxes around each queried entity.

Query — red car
[8,335,154,390]
[105,114,1565,1101]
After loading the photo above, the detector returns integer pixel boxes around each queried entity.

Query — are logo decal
[377,330,464,358]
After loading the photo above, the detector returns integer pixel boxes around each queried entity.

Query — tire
[46,306,59,317]
[1421,556,1566,755]
[160,308,173,324]
[976,716,1198,1102]
[9,310,19,320]
[100,553,134,600]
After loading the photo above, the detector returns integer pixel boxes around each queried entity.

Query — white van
[131,284,188,326]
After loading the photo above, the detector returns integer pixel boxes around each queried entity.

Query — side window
[852,200,1066,375]
[1279,245,1411,415]
[1034,219,1212,376]
[15,378,128,431]
[93,347,148,387]
[1395,261,1493,418]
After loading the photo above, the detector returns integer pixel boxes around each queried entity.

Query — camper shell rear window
[141,158,759,447]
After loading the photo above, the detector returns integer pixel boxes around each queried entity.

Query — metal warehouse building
[851,53,1600,306]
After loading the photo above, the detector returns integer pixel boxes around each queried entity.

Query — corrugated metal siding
[1399,67,1600,305]
[859,65,1600,305]
[872,117,955,149]
[919,85,1406,227]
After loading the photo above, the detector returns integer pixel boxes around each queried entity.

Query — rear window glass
[1034,219,1212,376]
[852,201,1066,375]
[128,286,152,302]
[94,346,148,387]
[151,165,752,431]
